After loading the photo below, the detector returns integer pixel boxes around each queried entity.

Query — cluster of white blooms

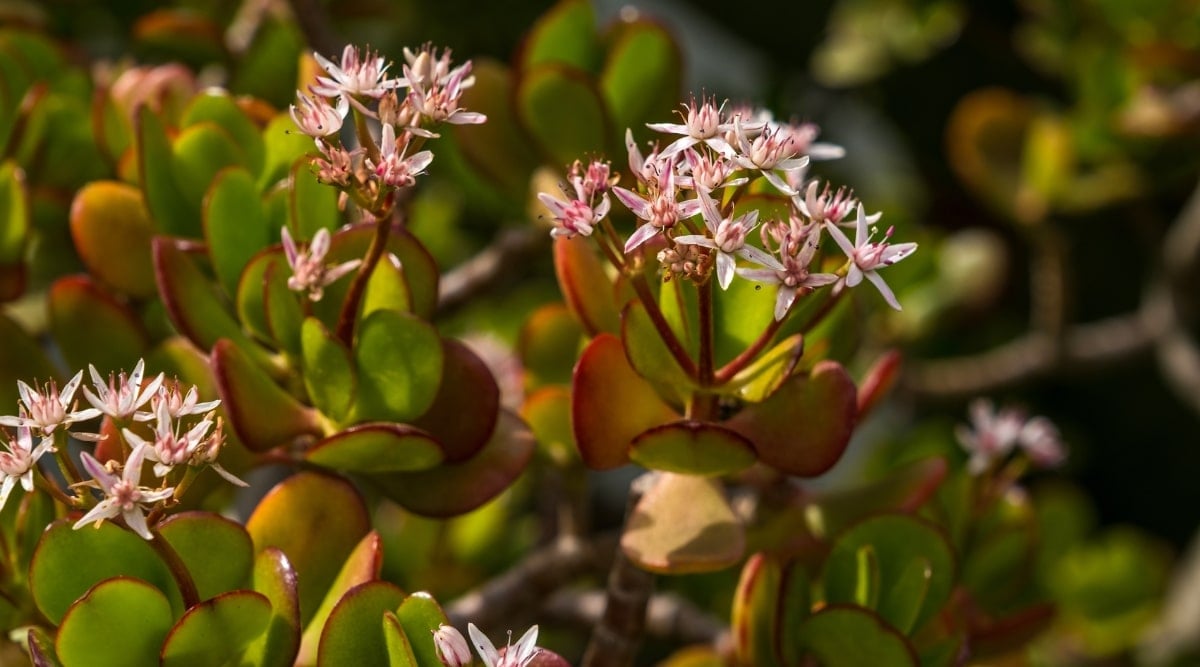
[539,95,918,319]
[0,360,242,540]
[285,44,485,302]
[956,399,1067,475]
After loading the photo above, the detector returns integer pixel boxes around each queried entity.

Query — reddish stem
[630,275,697,378]
[335,208,393,345]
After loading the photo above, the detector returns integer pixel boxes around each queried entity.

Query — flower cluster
[433,623,540,667]
[0,360,242,540]
[286,43,485,301]
[956,399,1067,474]
[537,94,918,318]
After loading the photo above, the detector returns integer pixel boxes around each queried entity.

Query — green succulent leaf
[629,420,757,476]
[204,167,270,298]
[369,410,535,518]
[315,581,407,667]
[410,339,499,463]
[157,512,254,601]
[182,91,265,175]
[572,333,677,470]
[725,360,857,477]
[243,547,301,667]
[30,520,181,625]
[210,338,321,452]
[48,276,149,374]
[822,514,956,634]
[517,63,611,167]
[259,114,317,191]
[795,606,917,667]
[600,18,681,144]
[0,313,55,409]
[519,0,601,73]
[306,423,443,473]
[382,612,418,667]
[298,532,386,665]
[518,303,583,389]
[160,590,272,667]
[246,472,371,627]
[55,577,174,667]
[137,109,198,237]
[68,180,158,297]
[731,553,784,667]
[301,317,356,421]
[394,592,452,667]
[289,158,339,239]
[350,308,443,424]
[0,159,27,300]
[449,60,540,199]
[172,122,244,206]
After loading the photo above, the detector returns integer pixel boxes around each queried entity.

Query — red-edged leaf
[726,360,857,477]
[410,338,499,463]
[572,333,677,469]
[553,236,619,336]
[211,339,322,451]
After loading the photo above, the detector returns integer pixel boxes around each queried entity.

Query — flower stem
[335,208,393,345]
[630,275,697,378]
[34,468,77,507]
[697,278,714,386]
[714,315,788,384]
[51,431,82,488]
[149,530,200,609]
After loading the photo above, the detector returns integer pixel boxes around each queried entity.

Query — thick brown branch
[445,534,616,629]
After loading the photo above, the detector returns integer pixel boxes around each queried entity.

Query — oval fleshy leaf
[260,114,317,191]
[157,512,254,601]
[725,360,857,477]
[393,592,451,667]
[0,160,29,265]
[822,514,956,634]
[599,18,681,143]
[137,108,198,237]
[727,334,803,403]
[349,308,443,424]
[518,0,601,72]
[410,339,499,463]
[289,158,339,239]
[359,250,413,318]
[246,472,371,627]
[712,271,778,366]
[622,299,696,397]
[237,248,282,344]
[796,606,917,667]
[382,612,417,667]
[301,317,356,422]
[621,472,745,574]
[298,532,386,665]
[449,59,540,199]
[55,577,174,667]
[243,547,301,667]
[30,519,180,625]
[160,590,272,667]
[48,276,149,373]
[205,166,270,298]
[518,302,583,389]
[263,259,304,356]
[0,313,56,409]
[153,236,272,364]
[517,62,612,169]
[211,338,322,451]
[629,420,756,476]
[182,91,264,176]
[520,386,575,462]
[369,410,535,518]
[731,553,784,667]
[306,423,443,473]
[553,236,620,336]
[171,122,244,206]
[68,180,157,297]
[315,581,406,667]
[573,334,677,470]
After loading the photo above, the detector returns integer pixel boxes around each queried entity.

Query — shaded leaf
[621,472,744,574]
[160,590,271,667]
[55,577,174,667]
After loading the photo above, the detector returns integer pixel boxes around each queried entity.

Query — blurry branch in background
[446,533,617,630]
[438,227,547,314]
[905,177,1200,412]
[545,590,727,648]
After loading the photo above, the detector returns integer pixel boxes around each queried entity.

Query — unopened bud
[433,624,472,667]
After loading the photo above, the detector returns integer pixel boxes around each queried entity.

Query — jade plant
[0,1,1187,666]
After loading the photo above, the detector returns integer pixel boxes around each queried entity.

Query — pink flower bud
[434,625,472,667]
